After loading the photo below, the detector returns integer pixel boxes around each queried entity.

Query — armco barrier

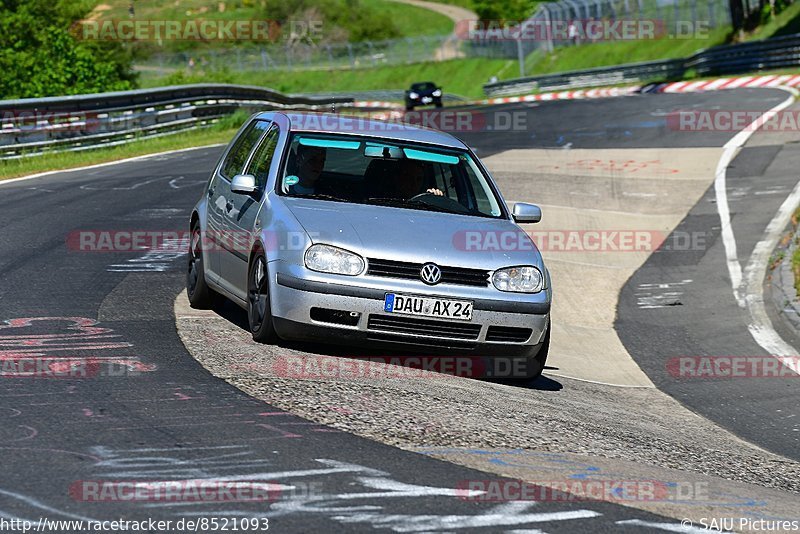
[484,32,800,96]
[0,84,358,160]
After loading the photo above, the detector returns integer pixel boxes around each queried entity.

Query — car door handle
[225,200,234,212]
[208,187,215,197]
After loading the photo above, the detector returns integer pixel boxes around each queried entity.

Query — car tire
[524,319,550,379]
[247,250,278,344]
[435,101,443,108]
[405,105,414,111]
[186,223,216,309]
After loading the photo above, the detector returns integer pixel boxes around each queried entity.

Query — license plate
[384,293,473,321]
[422,97,432,103]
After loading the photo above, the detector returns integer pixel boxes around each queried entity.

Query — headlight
[432,89,442,97]
[409,92,419,99]
[304,244,364,276]
[492,266,543,293]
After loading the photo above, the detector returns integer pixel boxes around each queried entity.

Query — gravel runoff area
[176,296,800,497]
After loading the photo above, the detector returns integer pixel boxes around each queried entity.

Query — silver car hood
[284,198,544,271]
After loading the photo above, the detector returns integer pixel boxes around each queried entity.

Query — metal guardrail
[292,90,468,103]
[0,84,357,160]
[484,33,800,96]
[484,59,686,95]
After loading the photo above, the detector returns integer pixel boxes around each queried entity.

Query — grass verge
[0,119,244,182]
[140,57,515,99]
[523,27,732,75]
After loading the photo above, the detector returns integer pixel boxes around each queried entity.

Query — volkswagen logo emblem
[420,263,442,285]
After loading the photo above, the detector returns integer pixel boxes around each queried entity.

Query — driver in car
[396,158,443,199]
[289,145,327,195]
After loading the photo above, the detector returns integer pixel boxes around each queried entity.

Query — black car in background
[404,81,443,111]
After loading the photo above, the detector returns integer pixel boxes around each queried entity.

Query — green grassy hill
[90,0,454,56]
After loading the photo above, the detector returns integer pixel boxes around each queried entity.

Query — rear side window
[221,120,270,179]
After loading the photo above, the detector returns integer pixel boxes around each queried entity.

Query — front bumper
[269,266,550,355]
[406,96,442,106]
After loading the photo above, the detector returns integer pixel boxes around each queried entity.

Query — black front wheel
[247,252,278,344]
[186,224,216,309]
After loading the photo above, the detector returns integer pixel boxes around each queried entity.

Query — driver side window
[246,125,280,191]
[221,120,270,180]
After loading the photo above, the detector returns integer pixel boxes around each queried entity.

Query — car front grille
[366,258,490,287]
[367,314,481,340]
[485,326,532,343]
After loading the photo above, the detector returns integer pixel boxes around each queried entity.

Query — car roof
[262,111,467,150]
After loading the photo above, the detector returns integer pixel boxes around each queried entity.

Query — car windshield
[279,134,504,219]
[412,82,436,91]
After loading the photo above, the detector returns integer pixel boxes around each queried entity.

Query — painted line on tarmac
[714,86,800,375]
[546,373,654,389]
[742,178,800,375]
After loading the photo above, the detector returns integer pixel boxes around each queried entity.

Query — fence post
[655,0,662,28]
[543,6,554,53]
[709,1,716,28]
[673,1,679,36]
[347,43,354,67]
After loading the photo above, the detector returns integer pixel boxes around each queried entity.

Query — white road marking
[712,85,800,376]
[622,191,660,198]
[544,258,627,270]
[0,488,97,522]
[333,502,601,532]
[616,519,721,533]
[546,373,654,388]
[0,144,225,188]
[741,179,800,375]
[635,280,692,309]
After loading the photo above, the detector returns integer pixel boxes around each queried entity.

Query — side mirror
[231,174,257,195]
[512,203,542,224]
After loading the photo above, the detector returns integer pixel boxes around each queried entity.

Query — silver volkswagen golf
[187,111,552,377]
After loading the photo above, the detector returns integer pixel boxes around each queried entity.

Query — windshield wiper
[364,197,456,214]
[297,193,349,202]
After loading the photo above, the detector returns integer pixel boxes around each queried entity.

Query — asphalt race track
[0,88,796,532]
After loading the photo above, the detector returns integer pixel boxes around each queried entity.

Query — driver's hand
[427,188,444,196]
